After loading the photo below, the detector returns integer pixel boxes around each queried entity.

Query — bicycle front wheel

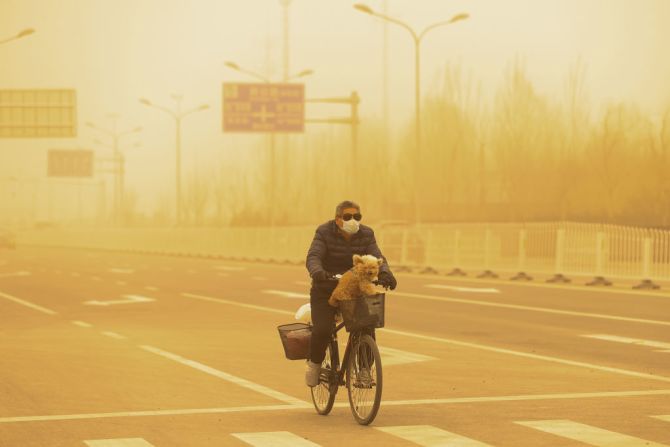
[310,340,338,415]
[346,333,382,425]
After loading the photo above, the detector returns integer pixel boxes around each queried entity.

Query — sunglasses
[341,213,362,221]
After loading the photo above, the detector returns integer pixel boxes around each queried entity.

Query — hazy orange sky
[2,0,669,215]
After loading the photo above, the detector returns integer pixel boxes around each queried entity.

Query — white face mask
[342,218,360,235]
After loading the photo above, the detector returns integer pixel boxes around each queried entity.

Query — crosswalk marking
[84,438,155,446]
[378,346,437,366]
[582,334,670,352]
[516,420,669,446]
[376,425,492,446]
[232,431,320,446]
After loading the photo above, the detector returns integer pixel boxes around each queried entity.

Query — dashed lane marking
[182,293,293,316]
[101,331,127,340]
[214,265,246,271]
[262,289,309,299]
[426,284,500,293]
[108,268,135,274]
[139,345,305,406]
[0,270,31,278]
[516,419,669,446]
[582,334,670,353]
[392,291,670,327]
[83,295,155,306]
[144,286,159,291]
[84,438,155,446]
[0,290,58,315]
[72,320,93,328]
[376,425,492,446]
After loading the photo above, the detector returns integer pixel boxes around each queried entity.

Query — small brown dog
[328,254,383,307]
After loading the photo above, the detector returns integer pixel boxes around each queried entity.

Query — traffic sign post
[47,149,94,178]
[222,83,304,133]
[0,89,77,138]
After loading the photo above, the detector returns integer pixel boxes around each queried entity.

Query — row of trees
[131,62,669,228]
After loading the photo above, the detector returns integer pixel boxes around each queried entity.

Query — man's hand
[377,271,397,290]
[312,270,330,282]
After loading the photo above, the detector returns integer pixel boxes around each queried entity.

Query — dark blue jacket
[306,220,391,280]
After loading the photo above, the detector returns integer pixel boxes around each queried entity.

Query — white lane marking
[1,390,668,424]
[0,270,31,278]
[144,286,159,291]
[582,334,670,353]
[262,289,310,299]
[0,290,58,315]
[182,293,294,316]
[232,431,320,447]
[101,331,126,340]
[515,420,669,446]
[83,295,155,306]
[84,438,154,446]
[139,345,305,406]
[382,327,670,383]
[0,404,310,423]
[182,292,670,382]
[214,265,246,271]
[116,281,128,286]
[108,268,135,274]
[378,346,437,366]
[426,284,500,293]
[653,415,670,422]
[394,291,670,327]
[72,320,93,328]
[251,276,268,281]
[376,425,491,446]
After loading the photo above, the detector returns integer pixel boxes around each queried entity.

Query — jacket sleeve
[306,229,327,278]
[366,229,391,275]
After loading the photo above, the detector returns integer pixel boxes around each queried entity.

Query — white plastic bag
[295,303,311,324]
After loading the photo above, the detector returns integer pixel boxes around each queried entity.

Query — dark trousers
[309,281,337,364]
[309,281,376,364]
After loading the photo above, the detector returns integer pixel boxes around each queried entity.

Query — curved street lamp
[0,28,35,45]
[139,96,209,225]
[354,3,469,223]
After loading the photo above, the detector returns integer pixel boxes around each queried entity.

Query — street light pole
[354,4,469,224]
[87,120,141,225]
[224,61,312,227]
[139,97,209,226]
[0,28,35,45]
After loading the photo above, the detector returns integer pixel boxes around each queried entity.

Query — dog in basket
[328,254,382,307]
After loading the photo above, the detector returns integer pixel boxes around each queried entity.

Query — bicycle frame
[325,321,373,387]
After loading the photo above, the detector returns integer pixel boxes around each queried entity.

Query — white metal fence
[18,222,670,287]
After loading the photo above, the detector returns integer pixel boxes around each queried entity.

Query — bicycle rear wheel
[346,333,382,425]
[310,340,338,415]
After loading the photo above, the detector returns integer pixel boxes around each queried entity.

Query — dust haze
[1,0,669,229]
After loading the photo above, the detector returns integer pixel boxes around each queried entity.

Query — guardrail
[18,222,670,289]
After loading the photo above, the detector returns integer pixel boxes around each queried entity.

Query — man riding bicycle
[305,200,397,387]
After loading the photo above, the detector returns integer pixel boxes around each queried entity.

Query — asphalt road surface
[1,246,669,446]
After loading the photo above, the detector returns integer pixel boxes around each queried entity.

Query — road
[1,246,669,446]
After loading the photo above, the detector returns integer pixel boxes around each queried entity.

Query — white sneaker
[305,360,321,387]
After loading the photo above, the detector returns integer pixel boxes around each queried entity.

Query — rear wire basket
[339,293,385,332]
[277,322,312,360]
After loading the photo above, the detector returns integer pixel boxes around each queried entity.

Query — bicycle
[310,288,386,425]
